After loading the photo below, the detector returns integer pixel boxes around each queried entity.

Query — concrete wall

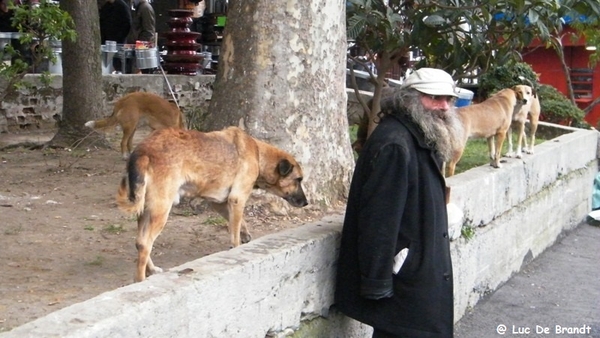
[447,123,599,320]
[0,74,215,133]
[1,122,597,337]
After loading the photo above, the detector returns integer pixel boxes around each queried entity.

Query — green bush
[479,62,539,99]
[537,84,587,127]
[479,62,588,128]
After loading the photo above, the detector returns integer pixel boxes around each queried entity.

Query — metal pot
[135,48,158,69]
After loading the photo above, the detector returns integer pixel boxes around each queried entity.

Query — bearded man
[335,68,462,338]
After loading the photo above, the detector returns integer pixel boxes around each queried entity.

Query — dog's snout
[298,198,309,207]
[286,189,308,208]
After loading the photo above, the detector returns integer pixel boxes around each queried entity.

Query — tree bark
[584,96,600,114]
[207,0,354,211]
[49,0,108,149]
[552,36,576,105]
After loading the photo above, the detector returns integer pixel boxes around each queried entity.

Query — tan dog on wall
[446,87,526,177]
[116,127,309,282]
[506,84,541,158]
[85,92,185,160]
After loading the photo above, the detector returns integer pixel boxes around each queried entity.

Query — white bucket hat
[402,68,458,97]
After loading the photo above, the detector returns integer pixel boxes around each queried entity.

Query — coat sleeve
[138,5,155,42]
[357,143,410,299]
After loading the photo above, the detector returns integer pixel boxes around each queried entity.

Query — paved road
[454,222,600,338]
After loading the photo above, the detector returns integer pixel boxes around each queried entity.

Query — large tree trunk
[49,0,108,149]
[207,0,353,212]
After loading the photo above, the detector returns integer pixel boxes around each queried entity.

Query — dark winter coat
[334,112,454,337]
[99,0,132,44]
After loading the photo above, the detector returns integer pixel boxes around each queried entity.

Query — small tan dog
[446,87,525,176]
[506,85,540,158]
[85,92,185,159]
[116,127,309,282]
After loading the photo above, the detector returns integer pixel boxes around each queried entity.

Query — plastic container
[455,87,474,107]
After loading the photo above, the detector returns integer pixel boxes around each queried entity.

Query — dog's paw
[84,121,95,128]
[505,151,515,158]
[241,231,252,244]
[122,153,130,161]
[490,161,502,168]
[147,266,163,277]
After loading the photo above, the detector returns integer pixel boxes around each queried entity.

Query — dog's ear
[277,159,294,177]
[511,86,519,97]
[512,86,522,100]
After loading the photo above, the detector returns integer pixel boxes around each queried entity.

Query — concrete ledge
[2,216,357,338]
[1,125,598,337]
[447,122,598,318]
[447,122,598,228]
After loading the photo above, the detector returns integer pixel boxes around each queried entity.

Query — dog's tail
[84,111,120,130]
[116,151,149,216]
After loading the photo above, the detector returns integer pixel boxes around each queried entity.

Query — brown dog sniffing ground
[116,126,309,282]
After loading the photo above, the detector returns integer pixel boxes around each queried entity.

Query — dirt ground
[0,128,331,332]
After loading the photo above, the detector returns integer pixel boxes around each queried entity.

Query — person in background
[0,0,15,32]
[0,0,33,67]
[99,0,131,73]
[130,0,155,45]
[334,68,463,338]
[129,0,155,74]
[99,0,131,45]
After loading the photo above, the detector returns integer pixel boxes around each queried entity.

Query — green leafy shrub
[0,0,76,92]
[478,62,539,98]
[479,63,587,128]
[537,84,587,128]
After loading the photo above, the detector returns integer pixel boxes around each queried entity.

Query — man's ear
[277,159,293,177]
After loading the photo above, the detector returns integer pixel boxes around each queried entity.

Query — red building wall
[521,29,600,127]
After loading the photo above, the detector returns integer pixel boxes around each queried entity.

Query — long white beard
[388,91,463,162]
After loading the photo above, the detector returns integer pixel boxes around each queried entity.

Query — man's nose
[434,99,451,111]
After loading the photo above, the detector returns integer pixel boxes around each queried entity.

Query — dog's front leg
[526,133,535,154]
[525,119,539,154]
[505,125,525,158]
[514,123,525,158]
[487,137,497,161]
[227,196,248,247]
[522,128,529,150]
[491,133,506,168]
[239,220,252,243]
[505,127,515,158]
[211,202,252,246]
